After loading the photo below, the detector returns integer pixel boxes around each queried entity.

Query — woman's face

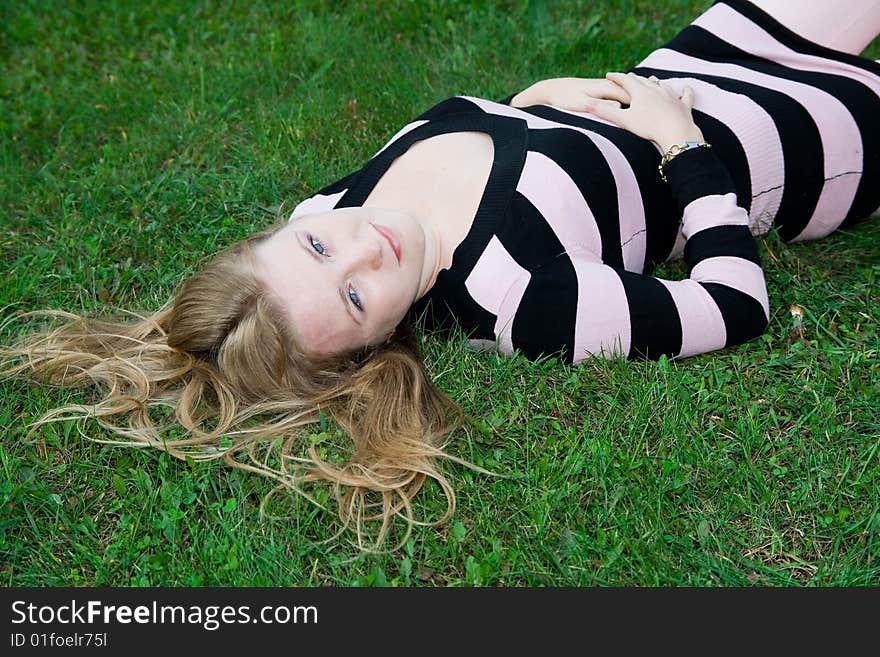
[254,206,429,356]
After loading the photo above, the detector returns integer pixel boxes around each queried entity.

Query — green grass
[1,0,878,586]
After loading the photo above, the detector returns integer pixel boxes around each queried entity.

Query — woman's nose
[348,235,383,270]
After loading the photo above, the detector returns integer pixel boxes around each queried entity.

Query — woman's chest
[370,131,495,232]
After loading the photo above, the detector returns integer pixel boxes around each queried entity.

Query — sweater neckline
[336,109,528,286]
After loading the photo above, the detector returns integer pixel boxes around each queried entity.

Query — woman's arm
[492,147,769,362]
[503,77,631,110]
[490,73,769,362]
[506,72,704,152]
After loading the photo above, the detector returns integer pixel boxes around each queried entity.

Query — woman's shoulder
[413,95,503,120]
[288,94,525,221]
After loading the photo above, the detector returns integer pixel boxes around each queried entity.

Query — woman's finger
[588,79,631,104]
[604,71,647,95]
[599,79,631,102]
[582,97,625,123]
[628,72,657,87]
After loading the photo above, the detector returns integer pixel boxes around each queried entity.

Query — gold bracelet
[658,141,711,182]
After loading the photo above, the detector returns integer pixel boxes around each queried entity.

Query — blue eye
[309,235,327,256]
[348,285,363,311]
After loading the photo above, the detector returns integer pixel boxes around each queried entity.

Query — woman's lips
[371,222,401,264]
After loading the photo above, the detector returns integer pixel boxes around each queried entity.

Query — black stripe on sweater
[699,282,768,348]
[661,145,737,212]
[616,270,683,360]
[684,224,761,276]
[500,192,567,269]
[510,256,578,363]
[527,129,625,269]
[415,96,485,120]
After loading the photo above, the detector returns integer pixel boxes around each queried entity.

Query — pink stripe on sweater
[681,193,749,239]
[638,48,863,241]
[465,235,530,317]
[464,237,533,356]
[571,260,631,361]
[495,273,532,355]
[583,129,648,272]
[694,3,880,98]
[516,151,603,260]
[690,256,769,320]
[658,279,727,357]
[289,189,347,220]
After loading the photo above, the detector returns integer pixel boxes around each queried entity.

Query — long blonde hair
[0,223,472,550]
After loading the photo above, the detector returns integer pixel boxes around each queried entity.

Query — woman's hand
[510,77,631,112]
[582,72,704,152]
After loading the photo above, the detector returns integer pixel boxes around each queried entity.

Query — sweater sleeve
[491,146,770,363]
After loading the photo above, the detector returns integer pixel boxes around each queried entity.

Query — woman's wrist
[657,127,705,153]
[658,134,712,183]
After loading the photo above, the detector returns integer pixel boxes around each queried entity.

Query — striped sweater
[289,0,880,364]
